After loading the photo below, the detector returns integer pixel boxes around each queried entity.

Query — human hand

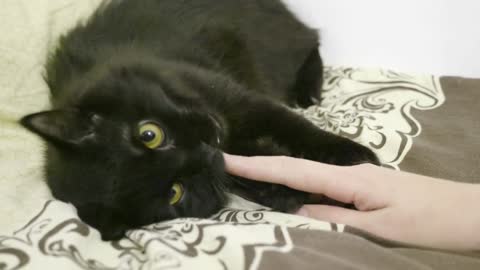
[224,154,480,251]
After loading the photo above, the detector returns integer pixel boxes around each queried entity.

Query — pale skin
[223,154,480,251]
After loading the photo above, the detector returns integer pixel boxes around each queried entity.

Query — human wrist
[459,183,480,250]
[469,184,480,250]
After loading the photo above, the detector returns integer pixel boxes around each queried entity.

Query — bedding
[1,1,480,269]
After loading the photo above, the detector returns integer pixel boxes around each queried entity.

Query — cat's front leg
[297,130,381,166]
[223,96,380,166]
[221,96,379,212]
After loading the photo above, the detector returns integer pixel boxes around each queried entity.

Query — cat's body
[21,0,379,240]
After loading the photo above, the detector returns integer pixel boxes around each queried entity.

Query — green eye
[169,183,184,205]
[138,123,165,149]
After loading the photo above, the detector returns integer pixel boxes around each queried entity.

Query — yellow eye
[169,183,184,205]
[138,123,165,149]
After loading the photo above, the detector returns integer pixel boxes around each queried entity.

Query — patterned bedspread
[1,1,479,269]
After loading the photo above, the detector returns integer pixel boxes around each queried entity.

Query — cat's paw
[306,137,380,166]
[229,177,308,213]
[257,185,309,213]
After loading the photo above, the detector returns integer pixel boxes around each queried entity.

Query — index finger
[223,154,358,204]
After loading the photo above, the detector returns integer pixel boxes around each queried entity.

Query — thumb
[297,205,370,230]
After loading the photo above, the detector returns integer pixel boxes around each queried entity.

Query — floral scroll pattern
[296,67,444,169]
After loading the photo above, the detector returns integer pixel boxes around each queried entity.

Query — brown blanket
[257,75,480,270]
[402,77,480,183]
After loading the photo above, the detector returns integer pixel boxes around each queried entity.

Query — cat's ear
[20,110,96,146]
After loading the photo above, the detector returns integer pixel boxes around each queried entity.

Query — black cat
[20,0,379,240]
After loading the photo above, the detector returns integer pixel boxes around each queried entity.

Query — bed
[1,1,480,269]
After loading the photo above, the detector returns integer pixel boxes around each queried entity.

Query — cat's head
[20,60,230,240]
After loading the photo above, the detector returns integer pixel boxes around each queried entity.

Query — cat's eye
[169,183,184,205]
[138,122,165,149]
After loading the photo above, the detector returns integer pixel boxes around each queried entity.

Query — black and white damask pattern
[296,67,444,169]
[0,195,337,270]
[0,68,445,270]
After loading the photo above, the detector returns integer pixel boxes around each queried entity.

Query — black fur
[20,0,379,240]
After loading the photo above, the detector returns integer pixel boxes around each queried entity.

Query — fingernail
[223,153,249,163]
[296,207,309,217]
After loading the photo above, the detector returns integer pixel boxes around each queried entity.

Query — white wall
[282,0,480,78]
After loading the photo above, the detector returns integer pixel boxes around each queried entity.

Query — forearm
[457,183,480,250]
[394,177,480,251]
